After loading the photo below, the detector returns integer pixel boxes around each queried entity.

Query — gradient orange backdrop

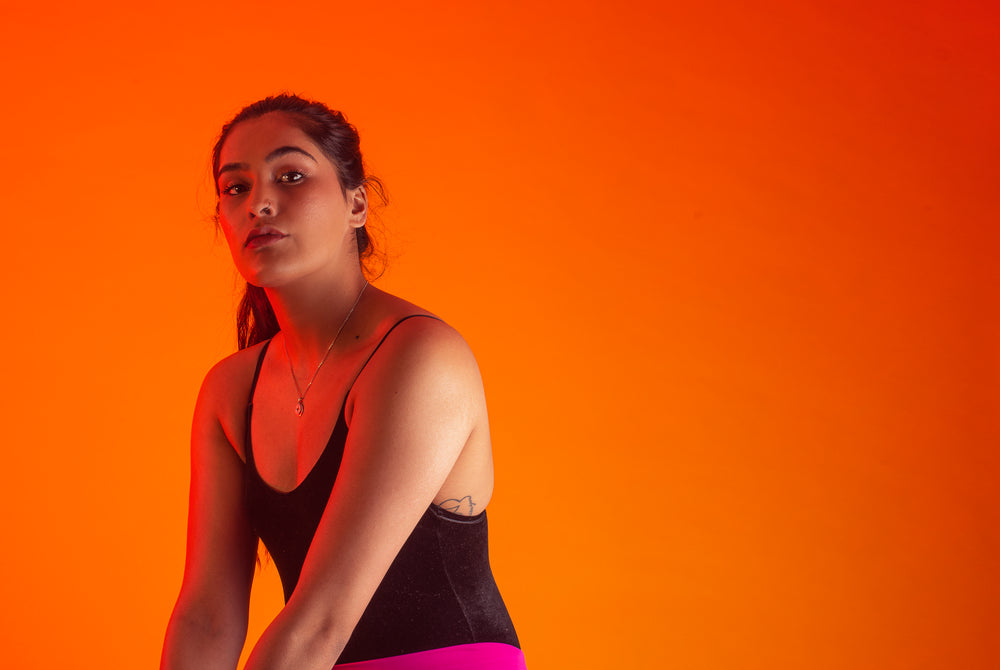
[1,1,997,668]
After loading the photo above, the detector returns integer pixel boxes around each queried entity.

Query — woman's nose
[249,190,276,219]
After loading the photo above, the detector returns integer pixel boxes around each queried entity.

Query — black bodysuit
[244,315,520,664]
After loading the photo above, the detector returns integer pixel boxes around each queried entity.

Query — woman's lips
[245,231,287,249]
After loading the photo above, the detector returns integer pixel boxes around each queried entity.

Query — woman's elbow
[161,600,248,670]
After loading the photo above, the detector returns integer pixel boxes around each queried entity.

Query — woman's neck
[264,267,369,368]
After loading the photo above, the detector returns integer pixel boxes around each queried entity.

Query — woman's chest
[248,368,355,494]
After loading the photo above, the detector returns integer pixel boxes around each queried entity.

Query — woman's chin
[237,264,293,290]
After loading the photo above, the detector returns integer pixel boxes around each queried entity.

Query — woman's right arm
[161,361,258,670]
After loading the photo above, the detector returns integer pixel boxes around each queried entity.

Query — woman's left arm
[243,318,487,669]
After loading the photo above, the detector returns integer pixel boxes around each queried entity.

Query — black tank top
[244,315,520,663]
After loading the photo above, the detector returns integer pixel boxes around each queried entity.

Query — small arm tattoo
[438,495,476,515]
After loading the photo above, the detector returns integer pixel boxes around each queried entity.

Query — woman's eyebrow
[217,146,319,178]
[265,146,318,163]
[217,161,248,177]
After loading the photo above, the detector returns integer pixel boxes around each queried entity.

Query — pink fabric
[334,643,527,669]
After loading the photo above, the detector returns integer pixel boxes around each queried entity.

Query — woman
[161,95,524,670]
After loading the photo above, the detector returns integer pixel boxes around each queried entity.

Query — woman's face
[215,112,366,289]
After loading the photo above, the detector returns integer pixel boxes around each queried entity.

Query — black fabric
[244,315,520,663]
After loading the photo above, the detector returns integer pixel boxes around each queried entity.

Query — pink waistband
[334,643,526,669]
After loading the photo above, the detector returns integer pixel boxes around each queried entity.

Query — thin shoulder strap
[244,338,273,469]
[247,338,273,407]
[348,314,442,390]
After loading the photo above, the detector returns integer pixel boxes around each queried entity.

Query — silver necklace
[283,280,368,417]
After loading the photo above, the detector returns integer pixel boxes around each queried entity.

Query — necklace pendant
[295,399,305,417]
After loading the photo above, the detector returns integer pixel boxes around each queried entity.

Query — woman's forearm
[242,605,347,670]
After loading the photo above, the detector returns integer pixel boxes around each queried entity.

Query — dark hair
[211,94,386,350]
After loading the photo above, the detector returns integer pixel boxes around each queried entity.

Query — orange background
[0,1,997,668]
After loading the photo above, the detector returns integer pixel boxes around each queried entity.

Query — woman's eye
[221,183,247,196]
[279,171,304,183]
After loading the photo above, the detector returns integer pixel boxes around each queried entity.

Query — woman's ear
[348,185,368,228]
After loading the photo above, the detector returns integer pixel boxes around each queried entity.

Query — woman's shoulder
[363,289,475,367]
[347,289,484,414]
[194,340,270,461]
[201,340,270,400]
